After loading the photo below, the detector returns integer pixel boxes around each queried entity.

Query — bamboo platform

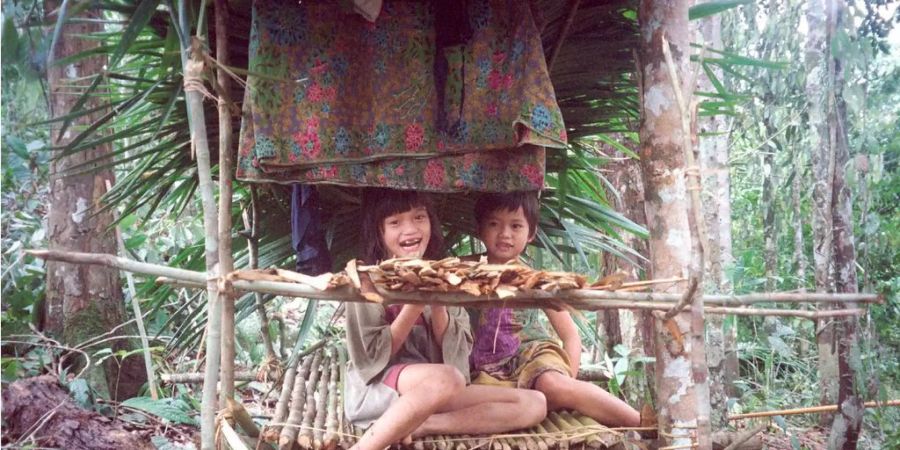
[260,344,632,450]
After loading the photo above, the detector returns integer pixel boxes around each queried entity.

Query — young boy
[469,192,640,427]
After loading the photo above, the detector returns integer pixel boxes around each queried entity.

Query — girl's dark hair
[474,192,540,236]
[360,188,445,263]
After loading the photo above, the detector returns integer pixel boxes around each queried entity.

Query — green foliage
[721,0,900,445]
[689,0,752,21]
[604,344,654,400]
[1,4,50,339]
[121,396,198,425]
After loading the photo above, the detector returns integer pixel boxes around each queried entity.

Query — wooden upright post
[175,10,222,447]
[215,0,237,403]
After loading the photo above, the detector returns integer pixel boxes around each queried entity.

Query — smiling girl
[345,188,546,450]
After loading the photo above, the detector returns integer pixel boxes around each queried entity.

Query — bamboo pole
[278,354,314,448]
[226,398,261,438]
[179,27,221,449]
[728,399,900,420]
[312,352,331,449]
[298,351,325,448]
[435,435,450,450]
[498,437,513,450]
[162,371,257,384]
[221,419,251,450]
[541,419,567,450]
[104,180,158,400]
[564,412,604,449]
[214,0,236,404]
[531,423,555,450]
[324,347,340,449]
[551,412,585,445]
[337,346,349,449]
[245,188,278,362]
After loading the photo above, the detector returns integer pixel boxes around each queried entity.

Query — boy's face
[479,206,534,264]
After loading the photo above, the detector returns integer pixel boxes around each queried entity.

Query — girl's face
[381,206,432,258]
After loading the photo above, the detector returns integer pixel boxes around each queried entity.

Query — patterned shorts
[471,340,573,389]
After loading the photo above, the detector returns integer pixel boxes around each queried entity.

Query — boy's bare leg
[351,364,465,450]
[413,384,547,437]
[534,371,640,427]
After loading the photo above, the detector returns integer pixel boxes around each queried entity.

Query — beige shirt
[343,302,473,427]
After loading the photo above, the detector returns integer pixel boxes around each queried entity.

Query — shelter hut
[213,2,646,448]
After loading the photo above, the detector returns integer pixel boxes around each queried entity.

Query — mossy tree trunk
[805,0,840,428]
[824,0,863,446]
[638,0,709,446]
[43,0,146,400]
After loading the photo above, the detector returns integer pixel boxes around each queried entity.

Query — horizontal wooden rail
[28,249,877,319]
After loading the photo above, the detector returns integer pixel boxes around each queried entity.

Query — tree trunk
[695,9,735,430]
[792,150,811,357]
[792,151,807,292]
[762,118,778,292]
[806,0,839,427]
[826,1,863,446]
[639,0,708,446]
[43,0,145,400]
[600,147,652,405]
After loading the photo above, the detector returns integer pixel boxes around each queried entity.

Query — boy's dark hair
[474,192,540,236]
[360,188,445,263]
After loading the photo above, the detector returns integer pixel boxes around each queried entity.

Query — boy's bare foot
[640,404,658,427]
[638,404,658,440]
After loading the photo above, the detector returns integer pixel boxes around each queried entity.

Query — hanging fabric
[291,184,332,275]
[237,0,567,192]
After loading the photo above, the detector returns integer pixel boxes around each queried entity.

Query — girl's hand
[389,305,426,355]
[430,305,450,346]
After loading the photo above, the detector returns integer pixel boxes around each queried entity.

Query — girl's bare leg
[534,371,640,427]
[351,364,465,450]
[413,384,547,437]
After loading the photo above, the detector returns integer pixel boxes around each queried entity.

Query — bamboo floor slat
[268,344,630,449]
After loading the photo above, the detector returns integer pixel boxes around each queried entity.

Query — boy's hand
[545,308,582,376]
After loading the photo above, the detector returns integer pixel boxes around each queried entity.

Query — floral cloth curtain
[237,0,567,192]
